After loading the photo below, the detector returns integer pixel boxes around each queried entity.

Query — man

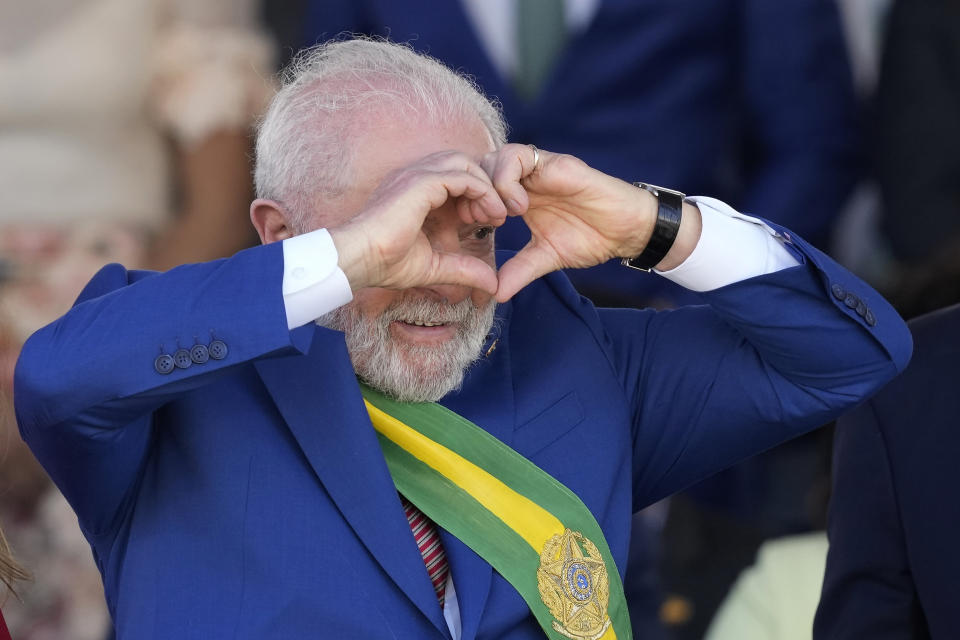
[815,303,960,639]
[15,39,908,639]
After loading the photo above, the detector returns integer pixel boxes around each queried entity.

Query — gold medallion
[537,529,611,640]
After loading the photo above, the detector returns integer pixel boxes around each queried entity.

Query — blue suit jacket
[301,0,860,297]
[16,229,908,639]
[815,304,960,639]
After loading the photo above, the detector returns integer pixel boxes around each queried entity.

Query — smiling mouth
[391,319,457,342]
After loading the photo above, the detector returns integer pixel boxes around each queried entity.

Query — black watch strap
[620,182,685,271]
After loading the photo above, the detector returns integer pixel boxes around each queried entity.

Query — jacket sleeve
[14,242,313,535]
[594,226,911,507]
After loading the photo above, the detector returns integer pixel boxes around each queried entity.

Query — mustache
[380,295,478,327]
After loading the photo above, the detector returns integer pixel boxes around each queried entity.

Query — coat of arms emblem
[537,529,612,640]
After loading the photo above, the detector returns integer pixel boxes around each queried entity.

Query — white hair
[254,37,508,231]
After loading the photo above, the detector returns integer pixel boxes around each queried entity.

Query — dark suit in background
[815,303,960,639]
[875,0,960,318]
[296,0,861,304]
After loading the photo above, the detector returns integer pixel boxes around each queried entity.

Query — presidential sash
[360,384,633,640]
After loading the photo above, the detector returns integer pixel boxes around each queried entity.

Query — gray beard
[317,295,496,403]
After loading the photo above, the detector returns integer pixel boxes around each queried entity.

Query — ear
[250,198,295,244]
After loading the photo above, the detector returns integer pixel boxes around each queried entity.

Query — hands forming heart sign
[329,143,700,303]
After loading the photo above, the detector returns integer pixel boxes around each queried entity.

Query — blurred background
[1,0,957,637]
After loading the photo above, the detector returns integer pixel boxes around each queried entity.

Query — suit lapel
[253,326,450,636]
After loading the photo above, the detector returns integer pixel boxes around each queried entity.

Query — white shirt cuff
[281,229,353,330]
[655,196,800,292]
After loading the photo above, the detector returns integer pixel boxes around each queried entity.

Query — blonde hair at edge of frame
[254,36,509,234]
[0,527,28,599]
[0,398,30,599]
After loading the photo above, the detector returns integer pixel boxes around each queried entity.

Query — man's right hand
[328,151,507,295]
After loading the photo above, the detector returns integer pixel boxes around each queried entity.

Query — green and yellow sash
[361,385,632,640]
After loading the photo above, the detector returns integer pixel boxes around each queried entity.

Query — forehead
[347,111,496,200]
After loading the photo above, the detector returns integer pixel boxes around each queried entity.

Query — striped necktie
[400,494,449,607]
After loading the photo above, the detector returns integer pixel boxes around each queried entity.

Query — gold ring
[528,144,541,172]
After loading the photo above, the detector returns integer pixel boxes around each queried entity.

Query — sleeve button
[154,354,175,375]
[190,344,209,364]
[844,293,859,309]
[209,340,228,360]
[831,284,846,301]
[173,349,192,369]
[864,309,877,327]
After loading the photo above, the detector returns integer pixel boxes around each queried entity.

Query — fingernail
[507,199,522,214]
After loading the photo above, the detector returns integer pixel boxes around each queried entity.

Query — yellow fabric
[366,401,565,551]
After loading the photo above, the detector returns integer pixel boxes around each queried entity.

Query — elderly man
[16,39,908,639]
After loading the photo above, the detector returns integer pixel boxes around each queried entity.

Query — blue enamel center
[566,562,593,601]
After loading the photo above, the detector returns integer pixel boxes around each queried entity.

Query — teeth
[405,320,444,327]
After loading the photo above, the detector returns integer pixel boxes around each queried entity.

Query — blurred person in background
[815,303,960,639]
[702,427,833,640]
[704,3,960,637]
[705,532,828,639]
[294,0,861,307]
[0,0,275,636]
[279,4,863,637]
[873,0,960,319]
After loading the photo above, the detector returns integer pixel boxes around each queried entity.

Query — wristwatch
[620,182,685,272]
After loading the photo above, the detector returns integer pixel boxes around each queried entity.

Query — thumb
[495,241,559,302]
[429,252,500,296]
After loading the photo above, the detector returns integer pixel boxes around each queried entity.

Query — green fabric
[515,0,567,100]
[361,384,632,640]
[377,434,558,635]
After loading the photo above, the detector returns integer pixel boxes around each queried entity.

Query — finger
[420,149,497,190]
[480,147,528,216]
[455,196,476,225]
[398,151,506,223]
[470,197,506,227]
[495,241,559,302]
[482,144,542,215]
[428,252,500,296]
[433,171,508,224]
[417,170,507,222]
[454,195,505,227]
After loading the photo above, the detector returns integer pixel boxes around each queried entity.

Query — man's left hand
[481,144,701,301]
